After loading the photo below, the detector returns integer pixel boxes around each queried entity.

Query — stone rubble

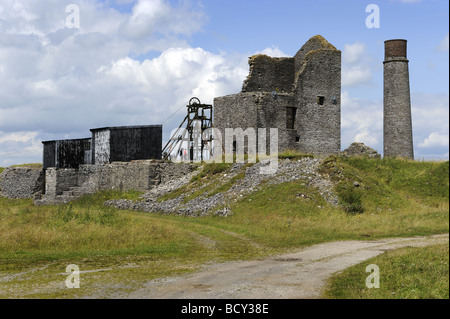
[341,142,381,159]
[105,157,338,217]
[0,167,44,199]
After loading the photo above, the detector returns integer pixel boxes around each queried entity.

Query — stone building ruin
[214,35,342,155]
[0,35,417,204]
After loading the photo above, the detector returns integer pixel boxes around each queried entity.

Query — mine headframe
[162,97,214,162]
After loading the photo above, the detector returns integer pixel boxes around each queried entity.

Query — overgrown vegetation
[324,244,449,299]
[319,156,449,214]
[0,156,448,298]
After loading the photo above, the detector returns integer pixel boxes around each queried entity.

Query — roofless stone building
[214,35,342,155]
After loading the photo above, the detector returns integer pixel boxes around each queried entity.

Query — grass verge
[323,244,449,299]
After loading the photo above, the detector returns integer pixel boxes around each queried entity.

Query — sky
[0,0,448,166]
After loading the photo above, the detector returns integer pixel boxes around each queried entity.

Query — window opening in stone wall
[286,107,297,130]
[317,96,325,105]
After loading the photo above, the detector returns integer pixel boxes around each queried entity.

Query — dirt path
[117,234,448,299]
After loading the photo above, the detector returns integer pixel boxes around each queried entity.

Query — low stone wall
[34,161,199,205]
[0,161,198,203]
[0,167,44,199]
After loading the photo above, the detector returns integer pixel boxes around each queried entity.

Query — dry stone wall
[0,167,44,199]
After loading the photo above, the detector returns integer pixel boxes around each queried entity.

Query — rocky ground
[105,157,338,217]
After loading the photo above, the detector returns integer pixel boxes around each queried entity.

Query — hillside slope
[1,155,448,298]
[107,156,449,219]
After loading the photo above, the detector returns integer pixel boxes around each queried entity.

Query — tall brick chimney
[383,39,414,159]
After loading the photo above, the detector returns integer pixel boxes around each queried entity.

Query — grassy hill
[0,155,448,298]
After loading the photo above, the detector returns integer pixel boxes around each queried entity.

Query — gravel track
[112,234,448,299]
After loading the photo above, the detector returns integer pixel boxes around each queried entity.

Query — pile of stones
[106,157,338,217]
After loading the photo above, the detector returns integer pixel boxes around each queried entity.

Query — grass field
[324,244,449,299]
[0,156,448,298]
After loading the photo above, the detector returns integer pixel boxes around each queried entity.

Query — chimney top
[384,39,407,60]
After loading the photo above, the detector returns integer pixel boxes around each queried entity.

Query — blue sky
[0,0,448,166]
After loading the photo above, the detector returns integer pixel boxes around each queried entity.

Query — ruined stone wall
[294,35,338,73]
[2,160,196,205]
[295,49,341,155]
[45,168,78,196]
[156,162,199,184]
[213,93,259,152]
[255,93,297,152]
[0,167,44,199]
[44,162,173,195]
[213,92,297,154]
[242,56,295,93]
[78,162,159,192]
[33,161,198,205]
[213,35,342,156]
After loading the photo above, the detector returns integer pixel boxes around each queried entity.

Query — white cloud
[341,91,383,152]
[0,131,42,166]
[354,129,379,148]
[121,0,205,39]
[99,47,247,109]
[0,131,38,144]
[412,93,449,159]
[341,42,374,88]
[0,0,244,165]
[419,132,449,148]
[437,33,449,52]
[342,66,373,87]
[0,45,248,135]
[257,46,290,58]
[342,43,366,65]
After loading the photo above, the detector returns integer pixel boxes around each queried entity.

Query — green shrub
[337,184,364,214]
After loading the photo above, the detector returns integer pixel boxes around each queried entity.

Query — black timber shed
[90,125,162,164]
[42,138,92,169]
